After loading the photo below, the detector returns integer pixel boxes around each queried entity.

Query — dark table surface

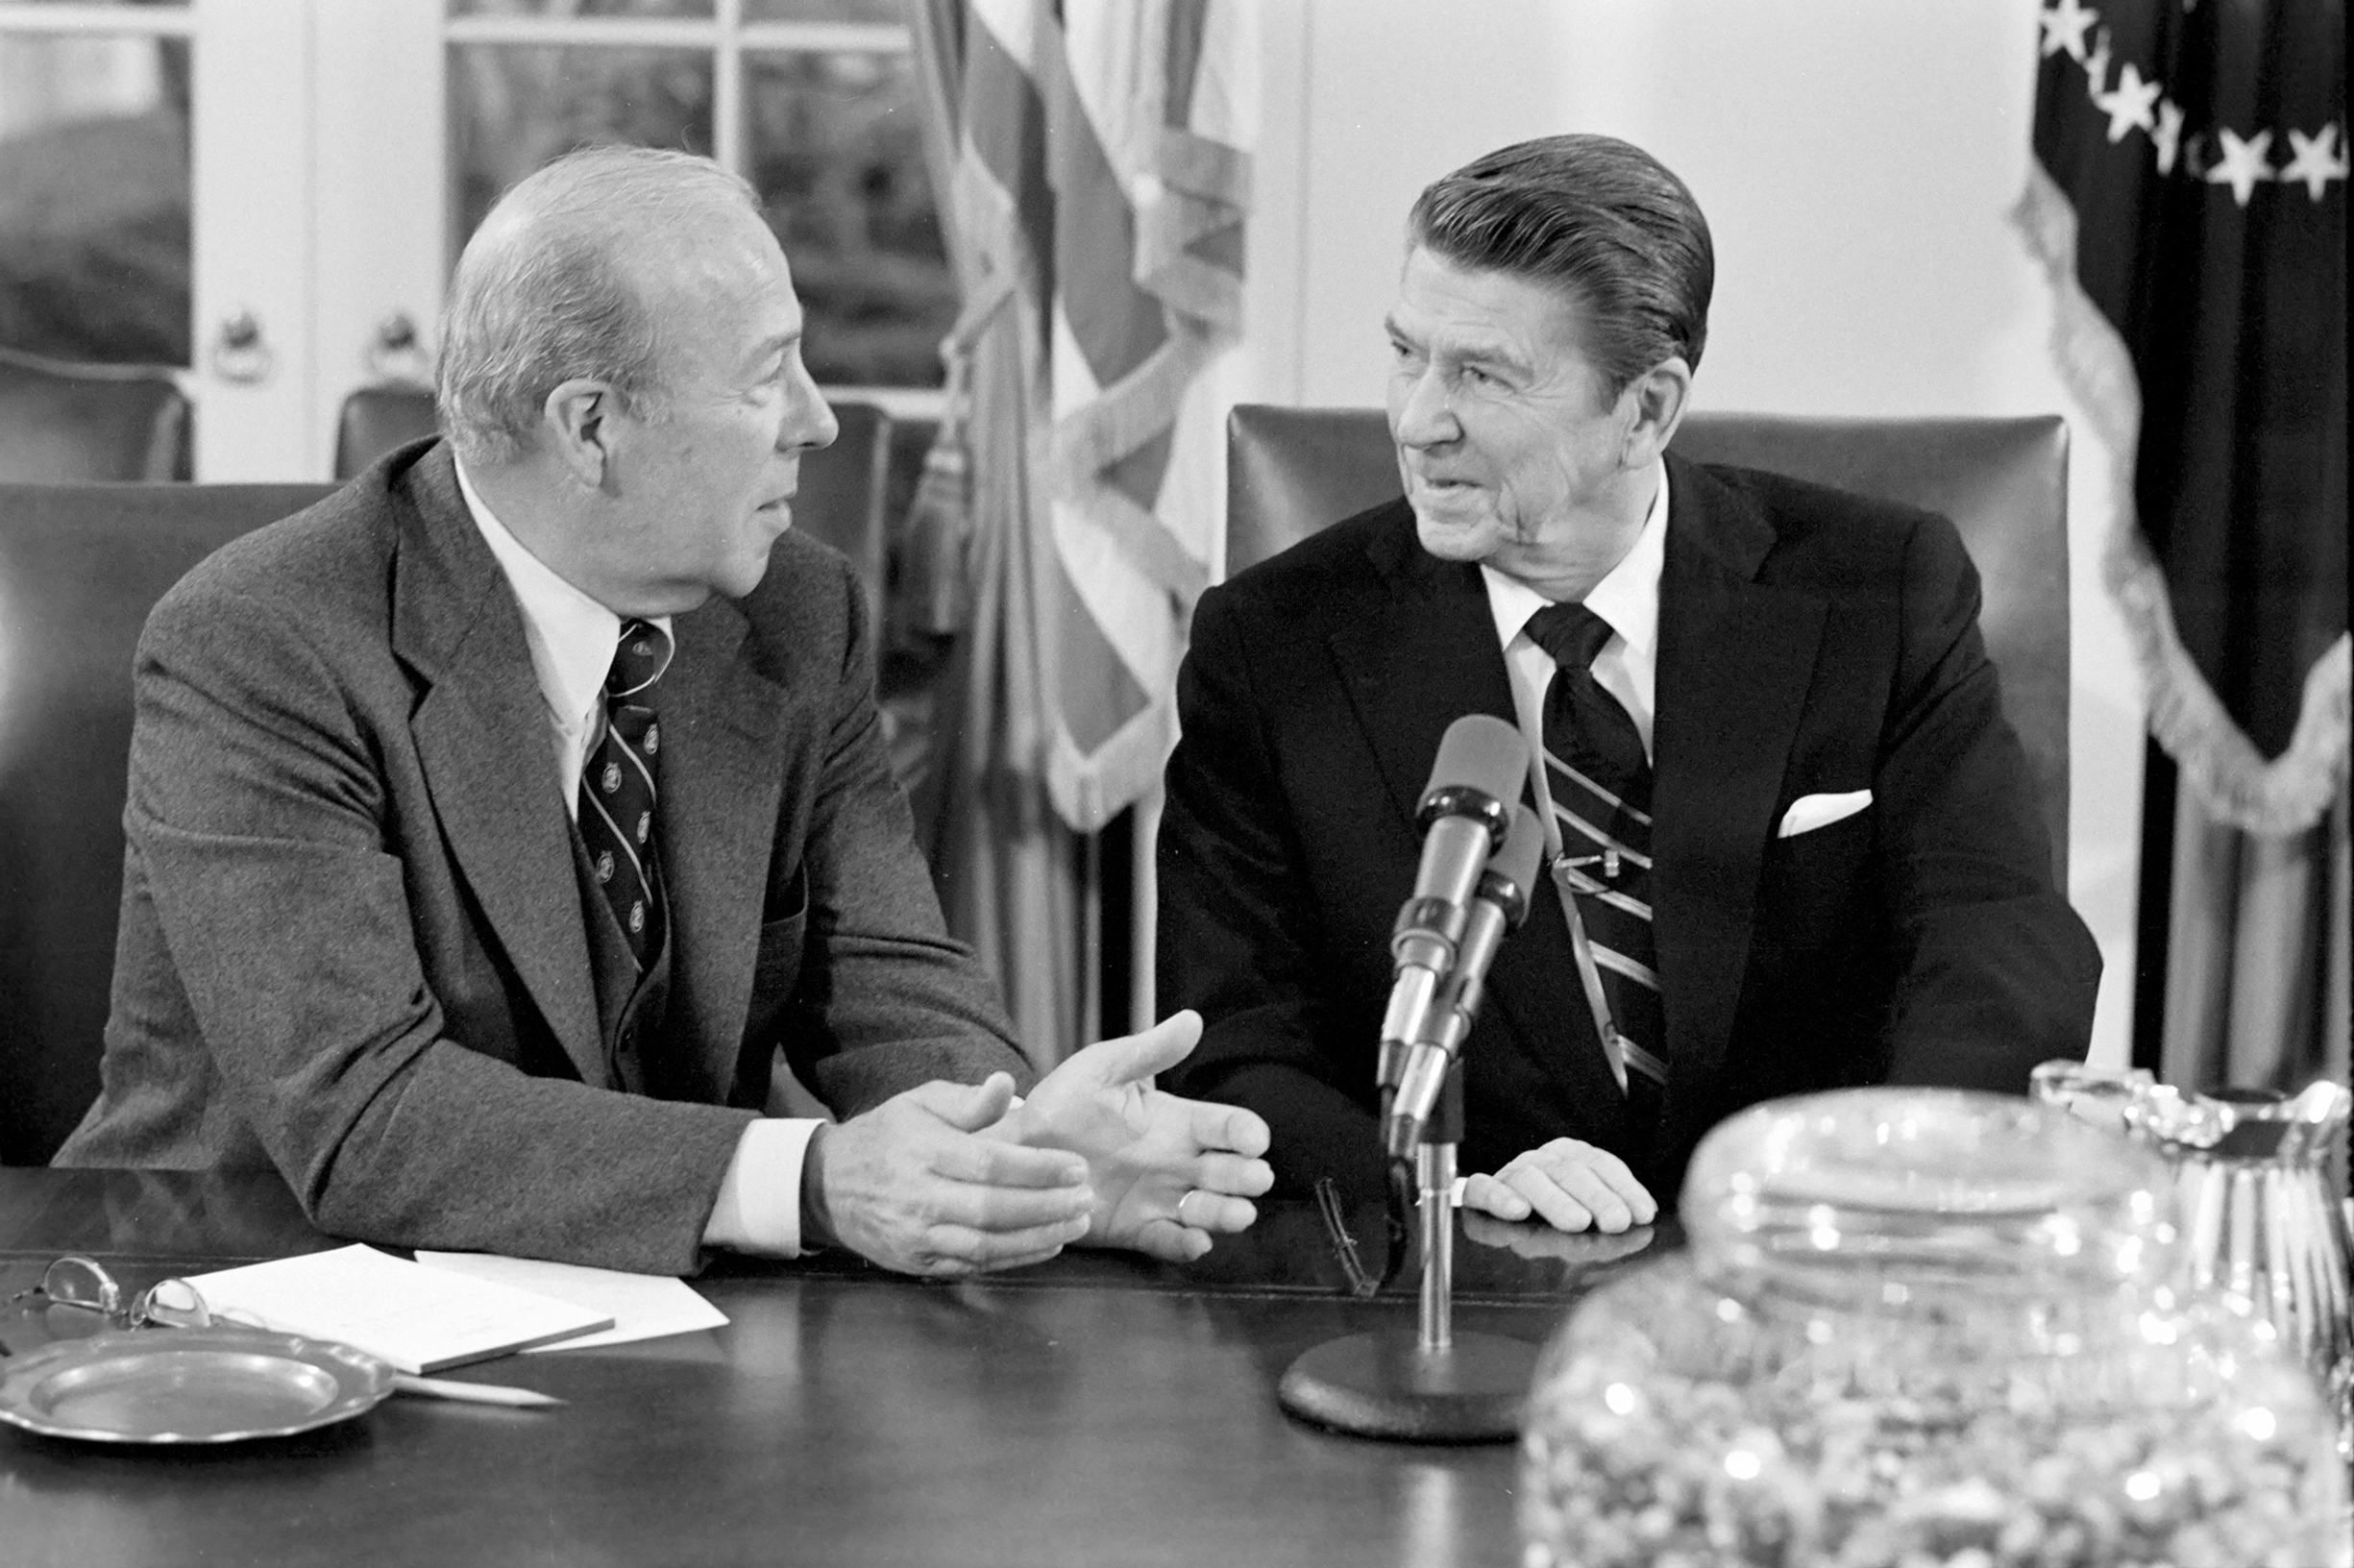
[0,1167,1670,1568]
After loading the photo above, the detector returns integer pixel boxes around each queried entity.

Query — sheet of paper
[187,1244,613,1374]
[413,1252,726,1352]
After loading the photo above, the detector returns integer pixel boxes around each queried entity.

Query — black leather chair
[0,347,191,482]
[0,482,332,1164]
[1224,405,2072,884]
[332,383,441,480]
[794,401,894,640]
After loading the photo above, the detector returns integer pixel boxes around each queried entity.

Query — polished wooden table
[0,1168,1668,1568]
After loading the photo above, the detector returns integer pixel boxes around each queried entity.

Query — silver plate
[0,1327,395,1444]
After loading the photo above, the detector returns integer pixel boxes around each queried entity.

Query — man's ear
[1619,356,1693,470]
[541,378,615,489]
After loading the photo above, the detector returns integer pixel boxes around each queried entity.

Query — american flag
[915,0,1254,833]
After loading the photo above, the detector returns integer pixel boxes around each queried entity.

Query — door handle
[363,310,432,386]
[209,309,275,385]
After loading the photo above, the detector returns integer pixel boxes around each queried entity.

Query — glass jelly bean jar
[1518,1087,2349,1568]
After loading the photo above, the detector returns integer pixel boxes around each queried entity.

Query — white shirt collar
[1481,458,1669,655]
[452,456,630,747]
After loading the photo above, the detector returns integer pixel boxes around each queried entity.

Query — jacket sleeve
[1873,513,2102,1089]
[769,557,1033,1115]
[1157,583,1387,1202]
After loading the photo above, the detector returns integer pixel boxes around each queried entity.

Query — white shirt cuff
[702,1117,824,1256]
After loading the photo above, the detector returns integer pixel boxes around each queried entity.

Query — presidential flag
[2014,0,2347,1090]
[2015,0,2346,832]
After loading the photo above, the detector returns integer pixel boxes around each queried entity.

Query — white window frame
[2,0,941,481]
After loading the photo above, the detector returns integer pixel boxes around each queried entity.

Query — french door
[0,0,940,480]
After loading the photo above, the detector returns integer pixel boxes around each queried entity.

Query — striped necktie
[1524,602,1668,1117]
[580,619,672,968]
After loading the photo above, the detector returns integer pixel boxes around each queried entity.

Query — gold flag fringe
[2012,161,2350,837]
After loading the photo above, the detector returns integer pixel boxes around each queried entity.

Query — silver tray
[0,1327,395,1444]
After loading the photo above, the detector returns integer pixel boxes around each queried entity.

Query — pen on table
[392,1373,565,1409]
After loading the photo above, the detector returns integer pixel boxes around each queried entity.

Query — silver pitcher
[2113,1077,2354,1465]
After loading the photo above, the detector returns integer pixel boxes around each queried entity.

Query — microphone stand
[1277,1064,1538,1442]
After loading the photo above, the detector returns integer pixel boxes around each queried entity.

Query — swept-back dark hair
[1408,134,1714,394]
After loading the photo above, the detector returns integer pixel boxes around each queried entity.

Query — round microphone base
[1276,1330,1537,1443]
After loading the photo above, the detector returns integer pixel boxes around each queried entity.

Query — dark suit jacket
[57,441,1028,1273]
[1158,454,2101,1208]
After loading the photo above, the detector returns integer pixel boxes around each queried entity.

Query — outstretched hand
[993,1011,1273,1262]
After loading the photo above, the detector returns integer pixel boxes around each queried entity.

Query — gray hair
[436,145,764,465]
[1409,135,1713,395]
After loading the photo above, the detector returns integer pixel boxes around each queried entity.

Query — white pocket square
[1777,790,1873,838]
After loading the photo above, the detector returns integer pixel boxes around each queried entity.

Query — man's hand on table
[1459,1138,1657,1234]
[1461,1209,1659,1265]
[990,1010,1275,1262]
[803,1076,1096,1276]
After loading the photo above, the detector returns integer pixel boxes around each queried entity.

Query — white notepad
[187,1244,614,1373]
[413,1252,726,1352]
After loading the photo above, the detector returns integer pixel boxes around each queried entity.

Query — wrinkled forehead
[1392,246,1588,353]
[622,203,787,297]
[630,213,802,373]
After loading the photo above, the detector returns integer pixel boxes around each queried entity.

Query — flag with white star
[2017,0,2346,834]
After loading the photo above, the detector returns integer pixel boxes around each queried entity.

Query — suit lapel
[1327,506,1516,830]
[649,599,795,1101]
[391,448,604,1084]
[1650,455,1826,1120]
[1329,504,1629,1130]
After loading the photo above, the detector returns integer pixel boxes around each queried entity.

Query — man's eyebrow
[1388,318,1529,376]
[1459,339,1530,375]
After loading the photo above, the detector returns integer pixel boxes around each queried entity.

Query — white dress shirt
[454,458,817,1257]
[1480,460,1669,766]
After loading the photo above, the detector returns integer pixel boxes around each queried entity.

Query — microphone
[1385,803,1546,1161]
[1376,716,1528,1101]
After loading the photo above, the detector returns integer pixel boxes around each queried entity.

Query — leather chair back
[333,384,440,480]
[793,401,894,641]
[0,348,191,483]
[0,482,333,1164]
[1225,404,2072,883]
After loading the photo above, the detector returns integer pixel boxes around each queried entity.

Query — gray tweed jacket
[57,440,1027,1272]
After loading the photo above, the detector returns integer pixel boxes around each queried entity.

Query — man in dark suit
[59,146,1270,1278]
[1158,135,2099,1231]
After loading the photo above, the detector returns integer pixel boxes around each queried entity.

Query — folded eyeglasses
[2,1256,217,1338]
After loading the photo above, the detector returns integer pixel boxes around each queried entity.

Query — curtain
[901,0,1252,1063]
[2015,0,2348,1091]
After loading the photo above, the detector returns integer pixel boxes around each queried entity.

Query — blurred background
[0,0,2342,1103]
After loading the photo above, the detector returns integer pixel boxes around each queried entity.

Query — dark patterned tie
[1524,603,1667,1122]
[579,619,672,968]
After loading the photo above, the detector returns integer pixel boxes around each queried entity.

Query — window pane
[0,33,190,363]
[743,0,904,22]
[447,43,715,250]
[746,50,949,387]
[447,1,714,17]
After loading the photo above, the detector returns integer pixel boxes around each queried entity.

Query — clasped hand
[808,1011,1271,1276]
